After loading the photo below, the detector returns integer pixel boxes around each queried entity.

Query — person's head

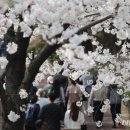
[70,78,76,86]
[36,88,45,97]
[48,92,56,103]
[51,77,61,97]
[70,102,80,121]
[51,74,68,98]
[110,84,117,89]
[30,94,38,104]
[47,76,53,84]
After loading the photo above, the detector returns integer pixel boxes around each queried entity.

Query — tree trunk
[1,27,30,130]
[2,109,25,130]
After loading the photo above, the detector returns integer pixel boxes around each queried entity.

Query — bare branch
[76,15,113,34]
[61,15,113,44]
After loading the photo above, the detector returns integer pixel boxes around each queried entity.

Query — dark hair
[51,78,61,98]
[48,92,56,102]
[110,84,117,89]
[70,102,80,121]
[75,78,83,85]
[51,74,68,98]
[70,78,76,86]
[93,76,97,85]
[30,94,38,103]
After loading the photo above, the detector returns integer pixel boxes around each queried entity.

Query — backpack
[25,103,40,126]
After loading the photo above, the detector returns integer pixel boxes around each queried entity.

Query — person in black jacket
[107,84,122,128]
[50,73,68,118]
[36,92,63,130]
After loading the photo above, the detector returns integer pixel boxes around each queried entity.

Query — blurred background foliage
[28,36,59,63]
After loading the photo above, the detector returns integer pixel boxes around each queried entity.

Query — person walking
[64,101,85,130]
[107,84,122,128]
[43,76,53,98]
[36,88,49,110]
[36,92,63,130]
[50,74,68,118]
[25,94,40,130]
[79,74,96,115]
[89,86,107,128]
[66,79,82,110]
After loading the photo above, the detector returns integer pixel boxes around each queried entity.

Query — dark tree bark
[1,26,30,130]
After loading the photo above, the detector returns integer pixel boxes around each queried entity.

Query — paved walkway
[0,103,129,130]
[0,112,128,130]
[86,112,126,130]
[62,113,126,130]
[62,109,128,130]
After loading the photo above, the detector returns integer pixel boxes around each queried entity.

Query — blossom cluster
[19,89,28,99]
[8,111,20,122]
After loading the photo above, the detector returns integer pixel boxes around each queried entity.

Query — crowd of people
[24,72,123,130]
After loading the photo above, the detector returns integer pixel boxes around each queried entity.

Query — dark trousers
[93,101,104,122]
[110,103,121,125]
[25,125,36,130]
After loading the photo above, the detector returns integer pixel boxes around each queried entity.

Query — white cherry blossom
[19,89,28,99]
[96,121,102,127]
[83,91,90,98]
[8,111,20,122]
[115,114,123,124]
[104,99,110,105]
[100,104,110,113]
[20,104,26,112]
[79,85,85,92]
[76,101,82,107]
[87,106,94,113]
[117,89,124,95]
[115,40,122,46]
[6,42,18,54]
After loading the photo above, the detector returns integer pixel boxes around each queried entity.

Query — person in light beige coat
[88,86,108,128]
[66,79,82,110]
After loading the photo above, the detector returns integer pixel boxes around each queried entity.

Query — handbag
[81,124,87,130]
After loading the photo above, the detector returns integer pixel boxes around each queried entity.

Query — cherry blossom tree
[0,0,129,130]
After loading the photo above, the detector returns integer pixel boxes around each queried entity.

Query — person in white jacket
[64,101,85,130]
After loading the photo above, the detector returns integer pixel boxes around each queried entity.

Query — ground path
[85,112,126,130]
[62,112,126,130]
[0,100,129,130]
[62,103,130,130]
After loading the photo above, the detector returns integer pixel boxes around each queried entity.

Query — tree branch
[20,15,113,92]
[76,15,113,34]
[21,43,61,91]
